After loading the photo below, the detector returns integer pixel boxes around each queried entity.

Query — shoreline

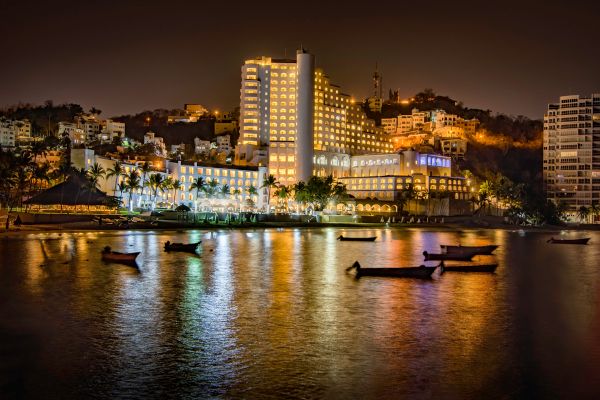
[1,219,597,236]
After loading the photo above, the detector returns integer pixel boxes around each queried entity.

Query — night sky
[1,0,599,119]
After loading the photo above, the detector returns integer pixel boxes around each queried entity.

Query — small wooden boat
[423,251,475,261]
[440,244,498,255]
[164,241,201,253]
[101,246,139,265]
[440,262,498,273]
[346,261,440,279]
[547,237,590,245]
[337,235,377,242]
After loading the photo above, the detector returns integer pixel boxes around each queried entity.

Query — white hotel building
[543,94,600,218]
[235,49,471,212]
[235,49,394,185]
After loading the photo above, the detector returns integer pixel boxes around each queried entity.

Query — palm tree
[171,178,183,207]
[106,160,124,196]
[245,185,258,212]
[261,174,279,213]
[125,170,141,212]
[577,205,590,223]
[138,161,152,207]
[220,184,231,199]
[87,162,105,188]
[190,177,206,212]
[162,176,174,205]
[275,185,291,213]
[293,181,309,213]
[146,173,165,210]
[232,188,242,211]
[590,203,600,224]
[117,181,128,209]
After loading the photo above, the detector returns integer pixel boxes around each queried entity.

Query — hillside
[368,89,544,192]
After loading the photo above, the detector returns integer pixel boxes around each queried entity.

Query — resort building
[338,150,472,204]
[543,94,600,220]
[235,49,393,185]
[71,149,268,212]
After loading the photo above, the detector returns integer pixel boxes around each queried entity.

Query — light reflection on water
[1,228,600,398]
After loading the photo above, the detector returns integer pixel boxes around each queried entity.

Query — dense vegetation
[0,101,84,136]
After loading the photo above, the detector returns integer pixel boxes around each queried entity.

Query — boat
[346,261,440,279]
[101,246,139,265]
[423,251,475,261]
[440,261,498,273]
[547,237,590,245]
[440,244,498,255]
[337,235,377,242]
[164,241,201,252]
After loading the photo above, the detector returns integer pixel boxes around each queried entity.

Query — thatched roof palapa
[26,175,115,206]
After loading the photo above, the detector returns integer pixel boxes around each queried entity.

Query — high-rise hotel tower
[236,49,393,185]
[543,94,600,219]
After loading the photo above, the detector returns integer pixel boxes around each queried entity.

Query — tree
[261,174,279,213]
[304,175,347,212]
[89,107,102,115]
[220,184,231,199]
[293,181,309,213]
[146,173,165,210]
[275,185,291,213]
[577,206,590,224]
[171,178,183,207]
[125,170,141,212]
[138,161,152,207]
[106,161,124,196]
[117,181,128,208]
[86,162,105,188]
[246,185,258,211]
[190,177,206,212]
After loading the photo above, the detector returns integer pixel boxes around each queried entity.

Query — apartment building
[543,94,600,219]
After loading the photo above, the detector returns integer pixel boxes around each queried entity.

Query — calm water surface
[1,227,600,399]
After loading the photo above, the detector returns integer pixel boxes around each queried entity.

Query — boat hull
[338,236,377,242]
[349,261,439,279]
[547,238,590,245]
[440,244,498,255]
[423,251,474,261]
[164,242,201,252]
[101,252,140,265]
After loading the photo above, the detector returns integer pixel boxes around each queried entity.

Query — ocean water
[1,227,600,399]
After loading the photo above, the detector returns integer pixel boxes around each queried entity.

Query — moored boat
[423,251,475,261]
[547,237,590,245]
[440,244,498,255]
[338,235,377,242]
[346,261,440,279]
[440,261,498,273]
[164,241,201,253]
[101,246,139,265]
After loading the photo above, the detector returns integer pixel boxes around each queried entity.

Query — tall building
[236,49,393,185]
[543,94,600,219]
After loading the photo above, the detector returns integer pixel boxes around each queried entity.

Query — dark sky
[2,0,599,119]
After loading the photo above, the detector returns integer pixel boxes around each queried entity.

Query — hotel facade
[235,49,394,186]
[234,49,471,213]
[543,94,600,219]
